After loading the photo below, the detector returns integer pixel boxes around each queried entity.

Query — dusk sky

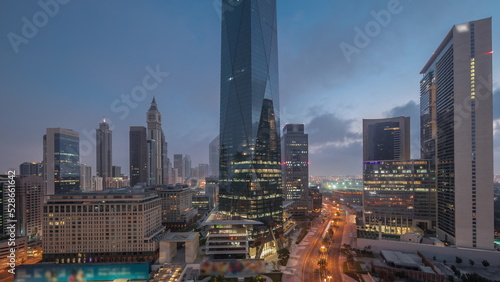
[1,0,499,176]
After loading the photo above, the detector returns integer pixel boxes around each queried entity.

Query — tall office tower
[42,188,164,263]
[19,175,43,243]
[281,124,309,218]
[147,98,165,185]
[184,155,192,179]
[219,0,283,252]
[19,162,42,177]
[420,18,493,249]
[209,135,220,178]
[162,141,169,184]
[43,128,80,195]
[130,126,148,186]
[112,165,121,177]
[363,160,436,234]
[96,118,112,179]
[173,154,184,181]
[79,164,92,191]
[363,117,410,161]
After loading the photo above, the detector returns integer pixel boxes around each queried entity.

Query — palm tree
[317,258,328,269]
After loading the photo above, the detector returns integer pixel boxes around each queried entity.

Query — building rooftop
[202,211,263,226]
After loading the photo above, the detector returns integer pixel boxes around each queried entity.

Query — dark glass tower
[363,117,410,161]
[129,126,148,186]
[96,118,112,179]
[219,0,282,226]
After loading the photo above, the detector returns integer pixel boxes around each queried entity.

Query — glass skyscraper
[363,117,410,161]
[43,128,80,195]
[219,0,282,228]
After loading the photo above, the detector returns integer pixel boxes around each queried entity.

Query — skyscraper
[420,18,493,249]
[281,124,309,218]
[146,98,165,185]
[184,155,192,179]
[363,117,410,161]
[79,164,92,191]
[96,118,112,179]
[219,0,282,239]
[173,154,184,182]
[209,135,219,178]
[130,126,148,186]
[43,128,80,195]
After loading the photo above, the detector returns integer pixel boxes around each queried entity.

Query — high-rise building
[197,163,209,179]
[184,155,192,179]
[43,128,80,195]
[173,154,184,182]
[42,188,164,263]
[96,119,112,179]
[363,117,410,161]
[219,0,282,234]
[363,160,436,234]
[146,98,165,185]
[209,135,219,178]
[420,18,493,249]
[19,162,42,177]
[79,164,92,191]
[130,126,148,186]
[19,175,43,244]
[112,165,121,177]
[281,124,309,218]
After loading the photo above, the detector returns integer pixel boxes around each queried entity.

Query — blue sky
[1,0,499,176]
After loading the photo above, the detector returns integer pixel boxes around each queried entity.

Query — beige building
[42,188,164,263]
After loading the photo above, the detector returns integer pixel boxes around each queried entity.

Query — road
[300,202,346,282]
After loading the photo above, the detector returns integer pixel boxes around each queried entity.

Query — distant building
[19,175,44,243]
[19,162,42,177]
[92,176,103,191]
[308,186,322,216]
[363,160,436,234]
[205,177,219,209]
[96,119,112,179]
[79,164,92,191]
[130,126,148,186]
[42,188,164,263]
[193,195,210,214]
[420,18,493,249]
[112,166,121,177]
[333,189,363,207]
[173,154,184,182]
[43,128,80,195]
[197,163,209,180]
[363,117,410,161]
[281,124,309,219]
[148,184,197,229]
[184,155,192,179]
[209,135,219,178]
[105,177,129,189]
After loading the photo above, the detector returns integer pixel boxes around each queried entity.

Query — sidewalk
[282,221,321,282]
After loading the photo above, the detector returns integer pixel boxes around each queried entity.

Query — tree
[469,259,475,266]
[455,256,462,264]
[277,248,290,266]
[317,258,328,269]
[481,260,489,267]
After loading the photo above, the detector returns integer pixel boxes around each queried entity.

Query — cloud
[493,89,500,120]
[384,100,420,159]
[306,112,362,175]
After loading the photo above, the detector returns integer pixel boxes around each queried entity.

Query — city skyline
[1,1,500,177]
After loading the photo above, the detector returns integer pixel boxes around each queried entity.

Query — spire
[149,96,158,111]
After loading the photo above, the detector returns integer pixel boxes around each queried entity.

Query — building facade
[218,0,283,238]
[363,160,436,234]
[281,124,309,218]
[43,128,80,195]
[96,119,112,179]
[149,185,197,229]
[209,135,220,178]
[420,18,493,249]
[363,117,410,161]
[130,126,148,186]
[42,188,164,263]
[19,162,42,177]
[79,164,92,191]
